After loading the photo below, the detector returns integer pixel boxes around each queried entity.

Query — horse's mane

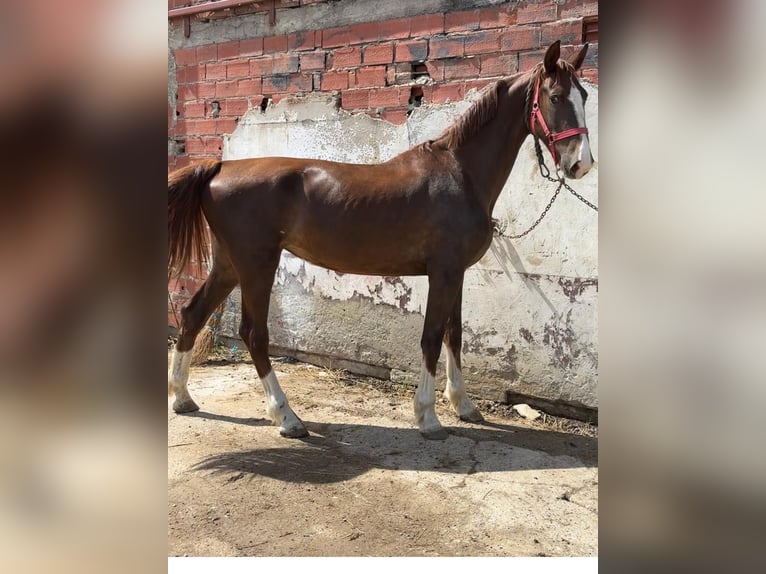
[433,60,578,151]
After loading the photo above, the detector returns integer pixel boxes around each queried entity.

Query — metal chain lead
[505,138,597,239]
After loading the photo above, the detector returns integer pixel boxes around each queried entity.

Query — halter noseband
[529,74,589,166]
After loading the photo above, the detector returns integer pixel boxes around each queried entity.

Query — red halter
[529,75,589,166]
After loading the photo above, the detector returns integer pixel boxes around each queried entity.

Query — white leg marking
[260,370,307,437]
[443,346,482,422]
[567,85,593,176]
[413,363,446,438]
[168,349,198,412]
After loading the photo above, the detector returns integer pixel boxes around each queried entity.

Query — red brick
[464,79,493,95]
[321,70,349,91]
[226,60,251,79]
[341,89,370,110]
[424,60,445,82]
[479,5,518,29]
[174,47,197,66]
[479,53,518,77]
[378,17,411,40]
[240,37,264,57]
[411,13,444,37]
[431,82,465,104]
[273,54,300,74]
[369,86,400,108]
[205,62,227,80]
[381,107,409,124]
[363,42,394,65]
[541,18,583,45]
[183,101,206,118]
[300,51,327,71]
[237,78,262,96]
[196,44,217,62]
[519,49,546,72]
[263,35,288,53]
[331,46,361,68]
[177,64,202,84]
[322,26,352,48]
[443,57,480,80]
[218,40,240,60]
[355,65,386,88]
[183,137,204,155]
[348,21,381,44]
[288,30,318,51]
[581,67,598,84]
[557,0,598,19]
[395,40,428,62]
[188,118,217,135]
[262,73,313,94]
[203,136,223,154]
[445,10,480,33]
[177,85,196,102]
[463,29,502,55]
[500,25,541,52]
[216,118,238,135]
[518,2,558,24]
[429,36,464,59]
[197,82,216,98]
[216,80,239,98]
[250,58,274,77]
[221,98,249,116]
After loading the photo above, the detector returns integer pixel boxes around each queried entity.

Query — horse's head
[529,41,594,180]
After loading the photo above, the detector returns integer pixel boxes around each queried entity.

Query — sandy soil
[168,353,597,557]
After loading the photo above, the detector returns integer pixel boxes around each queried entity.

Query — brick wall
[167,0,598,322]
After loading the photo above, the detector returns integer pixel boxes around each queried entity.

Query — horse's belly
[283,241,428,276]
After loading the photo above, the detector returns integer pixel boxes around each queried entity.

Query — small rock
[512,403,541,421]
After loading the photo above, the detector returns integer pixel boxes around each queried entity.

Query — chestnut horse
[168,41,594,440]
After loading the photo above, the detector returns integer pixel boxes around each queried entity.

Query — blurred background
[0,0,764,572]
[600,0,766,570]
[0,1,167,572]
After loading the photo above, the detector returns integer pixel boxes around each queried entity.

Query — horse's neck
[456,79,530,216]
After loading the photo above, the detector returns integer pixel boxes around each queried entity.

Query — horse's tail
[167,159,222,279]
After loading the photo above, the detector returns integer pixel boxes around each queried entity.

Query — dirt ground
[168,349,598,557]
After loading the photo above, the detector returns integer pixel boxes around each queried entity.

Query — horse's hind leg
[169,247,238,413]
[238,251,308,438]
[442,282,484,423]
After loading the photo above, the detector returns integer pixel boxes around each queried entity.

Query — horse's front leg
[442,282,484,423]
[414,267,464,440]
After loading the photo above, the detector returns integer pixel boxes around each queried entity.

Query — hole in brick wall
[260,97,270,113]
[210,101,221,118]
[174,138,186,155]
[408,86,424,108]
[411,63,430,80]
[407,86,424,116]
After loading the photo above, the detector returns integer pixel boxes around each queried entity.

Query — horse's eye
[550,95,560,104]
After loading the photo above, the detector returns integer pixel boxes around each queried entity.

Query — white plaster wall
[221,86,598,411]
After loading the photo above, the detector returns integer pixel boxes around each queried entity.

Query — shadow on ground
[185,410,596,484]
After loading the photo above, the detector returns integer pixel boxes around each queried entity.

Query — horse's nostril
[570,161,580,174]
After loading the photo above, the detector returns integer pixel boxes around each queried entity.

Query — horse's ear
[544,40,561,75]
[568,43,589,71]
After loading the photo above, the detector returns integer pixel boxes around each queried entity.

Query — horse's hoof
[460,408,485,423]
[280,424,309,438]
[421,427,449,441]
[173,398,200,413]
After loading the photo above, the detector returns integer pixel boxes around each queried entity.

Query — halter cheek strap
[529,76,589,166]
